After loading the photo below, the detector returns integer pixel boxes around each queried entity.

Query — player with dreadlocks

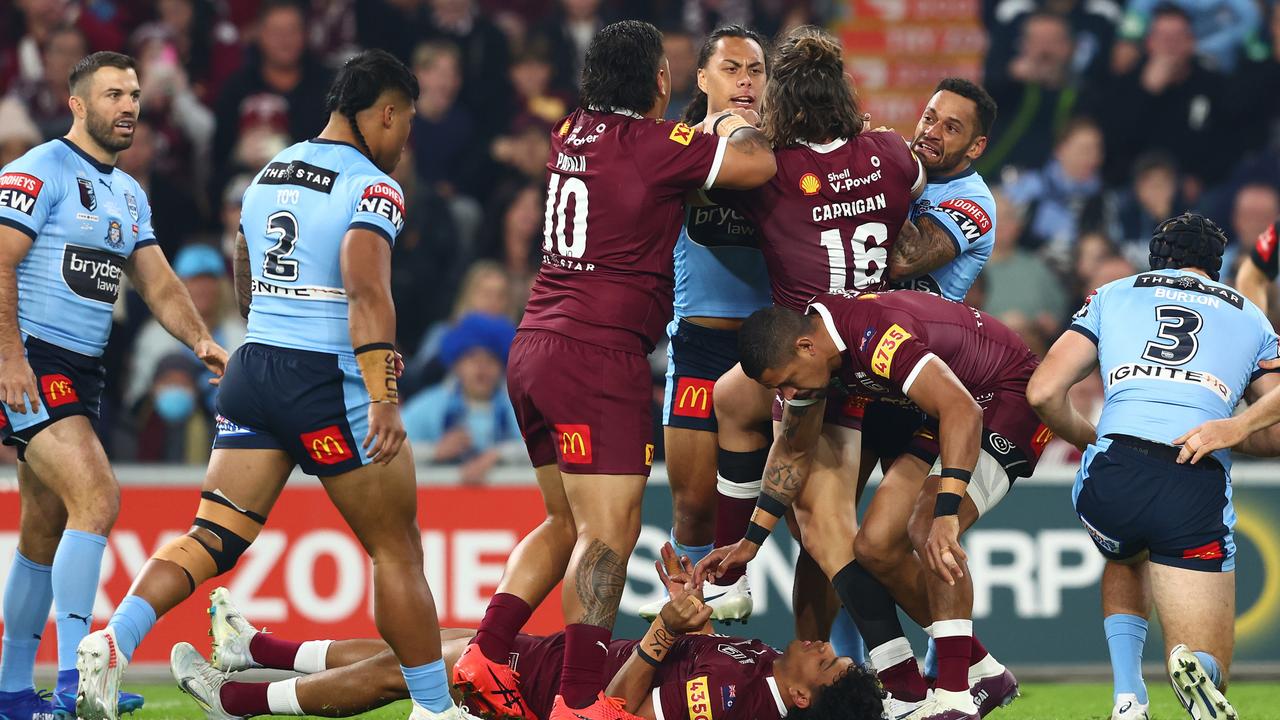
[74,49,482,720]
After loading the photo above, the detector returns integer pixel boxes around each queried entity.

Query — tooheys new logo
[62,245,124,304]
[358,182,404,233]
[938,198,993,241]
[0,173,43,215]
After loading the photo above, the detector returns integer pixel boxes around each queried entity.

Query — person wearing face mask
[118,353,212,464]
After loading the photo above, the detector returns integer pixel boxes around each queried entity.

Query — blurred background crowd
[1,0,1278,478]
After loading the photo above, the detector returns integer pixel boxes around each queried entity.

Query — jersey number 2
[820,223,889,292]
[263,211,300,282]
[1141,305,1203,365]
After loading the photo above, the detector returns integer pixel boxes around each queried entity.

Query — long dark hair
[579,20,665,115]
[763,26,863,147]
[324,49,419,160]
[682,25,771,123]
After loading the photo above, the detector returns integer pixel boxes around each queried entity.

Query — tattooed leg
[560,473,648,627]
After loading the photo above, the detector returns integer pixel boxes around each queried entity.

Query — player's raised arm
[340,227,403,464]
[702,108,776,190]
[0,226,38,413]
[1235,221,1278,313]
[888,215,960,281]
[126,245,227,380]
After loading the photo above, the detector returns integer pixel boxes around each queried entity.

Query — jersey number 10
[543,172,587,258]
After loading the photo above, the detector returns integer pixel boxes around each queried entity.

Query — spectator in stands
[217,174,253,260]
[536,0,607,98]
[984,0,1121,86]
[489,114,552,205]
[212,0,332,197]
[1107,150,1182,257]
[124,244,245,412]
[0,94,41,166]
[307,0,360,66]
[2,0,125,95]
[405,261,516,392]
[421,0,513,144]
[403,312,522,484]
[981,12,1095,174]
[1004,117,1109,263]
[1223,183,1280,275]
[983,188,1068,336]
[118,353,215,464]
[5,23,84,140]
[497,182,544,301]
[1074,231,1125,300]
[410,41,487,203]
[1113,0,1259,72]
[1223,8,1280,165]
[355,0,429,66]
[116,119,205,257]
[133,0,243,105]
[1099,3,1225,191]
[663,27,698,119]
[510,44,570,126]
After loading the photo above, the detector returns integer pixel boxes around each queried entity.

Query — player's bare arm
[887,214,958,282]
[1175,371,1280,463]
[0,226,38,413]
[902,358,982,585]
[126,245,228,380]
[705,109,776,190]
[340,227,404,464]
[1027,330,1101,451]
[1235,257,1270,314]
[233,231,251,319]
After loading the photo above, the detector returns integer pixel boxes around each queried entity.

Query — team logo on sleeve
[668,122,694,146]
[77,177,97,211]
[1257,224,1277,264]
[125,191,138,220]
[938,198,992,240]
[685,677,713,720]
[555,424,593,464]
[358,182,405,233]
[0,173,43,215]
[799,172,821,196]
[1073,290,1096,320]
[871,324,912,378]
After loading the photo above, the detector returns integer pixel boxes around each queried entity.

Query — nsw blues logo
[105,220,124,249]
[125,191,138,220]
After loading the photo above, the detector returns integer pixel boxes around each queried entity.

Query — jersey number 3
[263,211,300,282]
[1141,305,1203,365]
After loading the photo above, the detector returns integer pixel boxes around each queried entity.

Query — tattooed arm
[888,215,959,282]
[233,231,251,319]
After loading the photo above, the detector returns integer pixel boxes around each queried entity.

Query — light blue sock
[923,638,938,679]
[669,529,714,569]
[1193,651,1222,688]
[1104,614,1149,704]
[402,659,452,712]
[830,608,865,664]
[0,552,53,692]
[107,595,157,662]
[52,530,108,685]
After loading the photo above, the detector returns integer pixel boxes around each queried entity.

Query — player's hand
[0,355,40,414]
[693,539,759,586]
[659,594,713,635]
[655,543,704,604]
[193,339,228,386]
[1174,418,1248,464]
[924,515,967,586]
[1259,357,1280,371]
[364,401,406,464]
[393,350,405,378]
[703,108,762,133]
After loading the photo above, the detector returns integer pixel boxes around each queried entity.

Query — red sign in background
[0,486,564,664]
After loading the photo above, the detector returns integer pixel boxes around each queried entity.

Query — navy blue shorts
[214,343,373,476]
[1074,434,1235,572]
[0,336,105,460]
[662,319,740,432]
[861,400,928,465]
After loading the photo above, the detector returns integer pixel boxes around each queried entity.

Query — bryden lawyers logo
[62,245,124,305]
[300,425,350,465]
[799,172,821,196]
[554,424,592,464]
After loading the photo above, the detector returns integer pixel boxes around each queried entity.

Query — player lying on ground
[171,547,885,720]
[1030,213,1280,720]
[701,289,1048,720]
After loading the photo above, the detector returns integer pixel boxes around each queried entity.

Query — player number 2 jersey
[239,139,405,356]
[1070,269,1279,466]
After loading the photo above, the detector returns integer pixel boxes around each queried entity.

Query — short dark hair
[1132,149,1178,178]
[788,664,887,720]
[69,51,137,95]
[682,24,771,123]
[1021,11,1074,40]
[1151,2,1193,26]
[325,49,420,156]
[738,306,815,380]
[258,0,306,21]
[579,20,665,116]
[1055,115,1101,146]
[934,77,997,138]
[765,26,864,146]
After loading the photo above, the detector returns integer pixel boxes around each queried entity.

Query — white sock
[293,640,333,673]
[923,623,935,637]
[968,652,1005,682]
[931,619,972,639]
[934,688,978,712]
[267,677,304,715]
[868,637,915,672]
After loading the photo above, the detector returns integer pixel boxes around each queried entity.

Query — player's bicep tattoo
[233,234,251,319]
[889,215,959,281]
[727,127,771,156]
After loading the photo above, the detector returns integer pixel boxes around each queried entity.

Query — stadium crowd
[0,0,1277,476]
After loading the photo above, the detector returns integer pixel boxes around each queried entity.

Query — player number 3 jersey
[239,139,406,356]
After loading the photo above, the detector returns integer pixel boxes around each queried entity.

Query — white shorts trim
[930,449,1011,517]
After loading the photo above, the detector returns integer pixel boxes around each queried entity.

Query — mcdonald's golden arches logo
[300,425,351,465]
[41,374,79,408]
[673,377,714,419]
[554,424,593,464]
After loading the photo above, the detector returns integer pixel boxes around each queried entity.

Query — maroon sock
[712,446,765,587]
[248,633,301,670]
[877,658,928,702]
[559,624,610,709]
[473,593,533,664]
[969,634,989,666]
[219,681,270,717]
[935,635,972,692]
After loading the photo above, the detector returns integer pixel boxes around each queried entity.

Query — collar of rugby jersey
[807,302,847,352]
[58,137,114,175]
[799,138,849,154]
[766,676,788,716]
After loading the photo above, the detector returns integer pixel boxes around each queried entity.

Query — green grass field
[120,682,1280,719]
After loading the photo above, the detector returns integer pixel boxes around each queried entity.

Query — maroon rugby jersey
[510,633,784,720]
[808,290,1048,471]
[713,131,921,311]
[520,108,727,354]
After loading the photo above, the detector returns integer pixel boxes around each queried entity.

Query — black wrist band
[744,521,770,545]
[941,467,972,483]
[637,647,662,667]
[354,342,395,355]
[933,492,963,517]
[757,494,786,518]
[711,113,730,135]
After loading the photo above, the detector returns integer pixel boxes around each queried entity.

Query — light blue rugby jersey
[240,139,405,356]
[1070,268,1279,468]
[672,202,771,319]
[901,166,995,301]
[0,138,157,357]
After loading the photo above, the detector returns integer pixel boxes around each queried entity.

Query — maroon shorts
[509,632,636,720]
[770,391,869,430]
[507,329,656,475]
[906,389,1053,480]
